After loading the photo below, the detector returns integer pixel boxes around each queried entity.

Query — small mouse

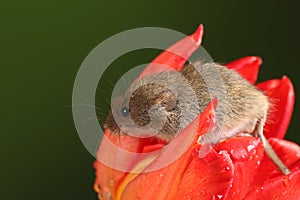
[104,61,290,175]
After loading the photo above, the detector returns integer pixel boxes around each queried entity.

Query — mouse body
[104,61,290,174]
[104,61,267,143]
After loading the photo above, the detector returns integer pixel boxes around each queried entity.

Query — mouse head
[104,76,181,141]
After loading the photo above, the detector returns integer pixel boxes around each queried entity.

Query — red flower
[94,25,300,200]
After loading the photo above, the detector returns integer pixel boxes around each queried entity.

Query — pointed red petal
[175,150,234,200]
[136,25,204,80]
[244,170,300,200]
[225,56,262,84]
[250,138,300,184]
[243,138,300,199]
[94,100,216,199]
[213,137,265,199]
[121,148,234,200]
[121,100,233,199]
[197,98,218,135]
[93,131,147,199]
[94,130,166,199]
[256,76,295,139]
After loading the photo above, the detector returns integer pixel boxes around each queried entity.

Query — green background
[1,0,299,199]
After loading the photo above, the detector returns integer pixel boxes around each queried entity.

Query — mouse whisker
[79,116,102,124]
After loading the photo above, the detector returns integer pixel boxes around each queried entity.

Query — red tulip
[94,25,300,200]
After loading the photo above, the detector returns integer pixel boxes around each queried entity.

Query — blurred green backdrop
[1,0,299,199]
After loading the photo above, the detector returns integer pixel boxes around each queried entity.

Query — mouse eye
[121,106,130,117]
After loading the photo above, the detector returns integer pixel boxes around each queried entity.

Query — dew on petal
[199,190,206,195]
[106,191,112,200]
[254,186,264,194]
[247,144,256,152]
[212,194,223,200]
[102,188,112,200]
[230,148,248,160]
[183,195,192,200]
[282,190,288,196]
[212,194,223,199]
[109,179,115,187]
[231,191,236,198]
[257,160,261,165]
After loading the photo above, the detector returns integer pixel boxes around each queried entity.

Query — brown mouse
[104,61,290,175]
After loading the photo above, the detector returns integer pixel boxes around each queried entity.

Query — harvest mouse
[104,61,290,175]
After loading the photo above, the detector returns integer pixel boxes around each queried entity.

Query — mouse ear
[154,90,177,111]
[135,25,204,82]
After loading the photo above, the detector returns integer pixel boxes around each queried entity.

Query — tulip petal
[256,76,295,139]
[243,138,300,200]
[94,98,217,200]
[136,25,204,80]
[121,100,234,199]
[213,136,265,199]
[225,56,262,84]
[250,138,300,184]
[121,149,234,200]
[175,150,234,200]
[94,131,165,200]
[243,168,300,200]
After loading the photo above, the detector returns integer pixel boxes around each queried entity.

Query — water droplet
[230,148,248,160]
[255,186,263,194]
[212,194,223,200]
[247,144,255,152]
[282,190,288,196]
[106,191,112,200]
[183,196,191,200]
[225,166,230,171]
[109,179,115,187]
[231,191,236,197]
[257,160,261,165]
[199,190,206,195]
[103,188,112,200]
